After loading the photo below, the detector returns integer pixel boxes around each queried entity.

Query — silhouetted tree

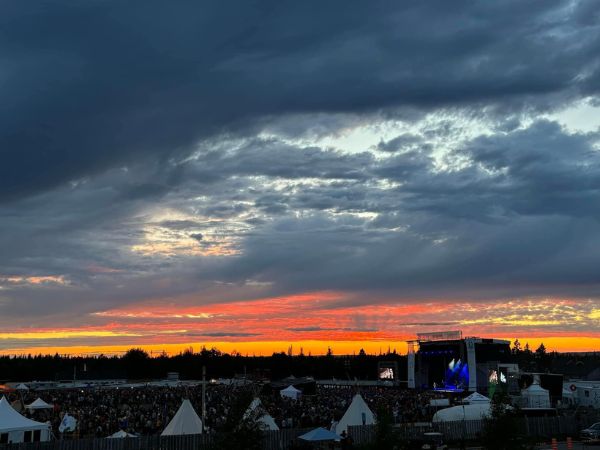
[122,348,150,379]
[482,392,533,450]
[512,339,521,354]
[215,390,262,450]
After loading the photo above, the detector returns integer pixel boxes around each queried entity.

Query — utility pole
[202,366,207,432]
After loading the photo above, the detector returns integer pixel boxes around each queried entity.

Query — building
[407,331,518,393]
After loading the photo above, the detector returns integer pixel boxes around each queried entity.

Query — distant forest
[1,342,598,382]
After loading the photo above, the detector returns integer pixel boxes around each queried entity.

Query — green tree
[215,390,263,450]
[482,392,533,450]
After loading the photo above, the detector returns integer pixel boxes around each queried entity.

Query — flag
[59,414,77,433]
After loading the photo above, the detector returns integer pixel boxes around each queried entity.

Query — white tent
[15,384,29,391]
[108,430,137,438]
[26,398,53,410]
[257,413,279,431]
[161,399,203,436]
[0,396,51,444]
[462,392,491,404]
[335,394,375,434]
[299,427,341,442]
[243,398,279,431]
[432,403,491,422]
[280,385,302,400]
[521,383,551,408]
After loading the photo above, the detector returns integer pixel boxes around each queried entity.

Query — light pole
[202,366,207,432]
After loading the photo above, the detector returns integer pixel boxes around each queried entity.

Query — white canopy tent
[15,384,29,391]
[26,398,53,411]
[432,403,491,422]
[108,430,137,438]
[299,427,341,442]
[462,392,491,404]
[335,394,375,434]
[243,398,279,431]
[521,383,551,408]
[280,385,302,400]
[161,399,203,436]
[0,396,51,444]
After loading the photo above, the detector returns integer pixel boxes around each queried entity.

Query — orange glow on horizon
[2,337,600,357]
[0,292,597,356]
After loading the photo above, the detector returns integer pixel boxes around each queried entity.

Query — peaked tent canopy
[521,383,551,408]
[0,396,51,443]
[15,384,29,391]
[245,397,262,414]
[462,392,491,403]
[257,413,279,431]
[0,396,50,432]
[161,399,203,436]
[26,398,53,410]
[299,427,341,441]
[432,403,491,422]
[243,398,279,431]
[108,430,137,438]
[335,394,375,434]
[280,385,302,400]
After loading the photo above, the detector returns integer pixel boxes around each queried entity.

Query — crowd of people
[3,383,444,439]
[261,386,440,429]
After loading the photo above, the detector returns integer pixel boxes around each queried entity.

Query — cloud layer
[1,1,599,353]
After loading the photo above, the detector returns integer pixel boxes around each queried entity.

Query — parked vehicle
[580,422,600,441]
[421,432,448,450]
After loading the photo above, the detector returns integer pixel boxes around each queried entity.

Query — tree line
[1,342,597,382]
[0,347,405,382]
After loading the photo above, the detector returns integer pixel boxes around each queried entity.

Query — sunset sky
[1,1,600,356]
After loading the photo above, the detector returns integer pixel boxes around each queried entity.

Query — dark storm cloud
[377,134,424,153]
[285,326,379,333]
[1,1,600,201]
[2,1,600,336]
[286,327,331,332]
[199,121,600,301]
[396,121,600,220]
[2,118,600,328]
[186,138,373,182]
[187,332,260,338]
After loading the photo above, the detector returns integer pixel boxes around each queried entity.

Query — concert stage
[407,331,518,394]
